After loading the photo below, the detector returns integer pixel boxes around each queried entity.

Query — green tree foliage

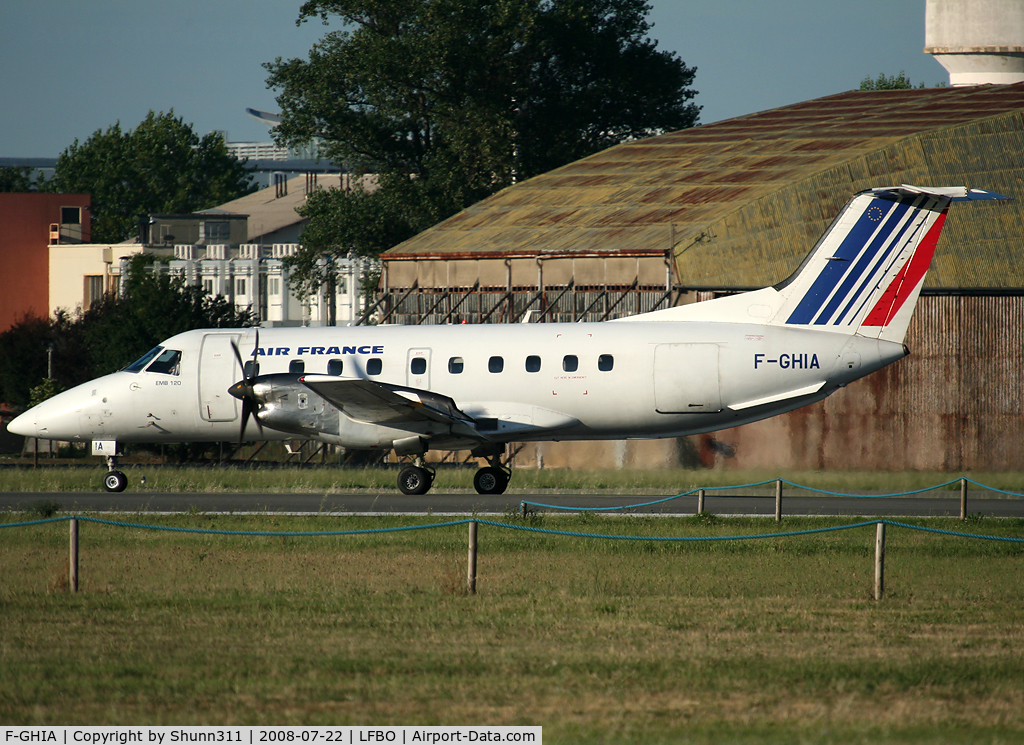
[0,256,255,407]
[265,0,700,288]
[860,71,927,91]
[48,111,257,243]
[0,166,41,192]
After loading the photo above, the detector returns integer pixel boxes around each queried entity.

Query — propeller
[228,328,264,442]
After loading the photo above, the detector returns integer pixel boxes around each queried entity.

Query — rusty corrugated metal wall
[710,295,1024,471]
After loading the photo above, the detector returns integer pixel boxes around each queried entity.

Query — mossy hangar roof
[385,83,1024,290]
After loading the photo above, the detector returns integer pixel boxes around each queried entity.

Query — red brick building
[0,193,90,331]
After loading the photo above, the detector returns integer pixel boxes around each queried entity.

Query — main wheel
[103,470,128,493]
[398,465,432,495]
[474,466,509,495]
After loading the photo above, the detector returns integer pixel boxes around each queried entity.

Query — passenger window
[147,349,181,376]
[448,357,464,374]
[244,360,259,379]
[525,355,541,373]
[489,356,504,373]
[598,354,614,372]
[327,359,343,376]
[411,357,427,375]
[289,359,305,374]
[562,355,578,373]
[367,358,382,376]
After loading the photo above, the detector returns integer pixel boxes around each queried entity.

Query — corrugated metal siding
[714,295,1024,471]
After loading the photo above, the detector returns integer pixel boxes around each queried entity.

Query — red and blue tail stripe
[784,195,929,327]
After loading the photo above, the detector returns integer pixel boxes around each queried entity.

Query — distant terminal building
[379,83,1024,472]
[42,173,376,329]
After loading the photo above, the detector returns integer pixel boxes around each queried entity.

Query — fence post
[874,521,886,601]
[775,479,783,522]
[467,520,478,595]
[960,478,967,521]
[69,517,79,593]
[697,489,705,515]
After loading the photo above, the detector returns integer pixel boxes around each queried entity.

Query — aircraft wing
[299,375,481,435]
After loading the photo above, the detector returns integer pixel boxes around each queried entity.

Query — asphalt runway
[1,489,1023,517]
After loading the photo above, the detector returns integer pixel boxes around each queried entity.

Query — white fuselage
[11,319,905,449]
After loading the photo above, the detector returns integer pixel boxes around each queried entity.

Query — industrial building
[378,83,1024,472]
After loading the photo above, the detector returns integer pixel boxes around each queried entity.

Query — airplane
[9,185,1007,495]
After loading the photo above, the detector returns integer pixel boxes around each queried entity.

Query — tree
[48,111,257,243]
[860,71,927,91]
[265,0,700,288]
[0,256,255,407]
[0,165,41,192]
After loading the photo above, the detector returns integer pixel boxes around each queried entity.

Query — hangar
[376,84,1024,471]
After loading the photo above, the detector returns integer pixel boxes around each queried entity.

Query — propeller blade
[229,329,264,443]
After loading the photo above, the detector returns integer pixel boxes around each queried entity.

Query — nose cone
[5,379,110,441]
[7,409,37,437]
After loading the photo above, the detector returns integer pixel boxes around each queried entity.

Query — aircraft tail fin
[771,185,1007,342]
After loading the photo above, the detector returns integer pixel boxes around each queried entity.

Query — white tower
[925,0,1024,85]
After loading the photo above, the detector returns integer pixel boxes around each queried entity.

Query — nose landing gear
[102,455,128,493]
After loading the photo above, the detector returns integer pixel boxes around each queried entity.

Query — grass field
[2,462,1024,495]
[2,510,1024,743]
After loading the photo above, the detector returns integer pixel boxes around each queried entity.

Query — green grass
[1,463,1023,494]
[2,512,1024,743]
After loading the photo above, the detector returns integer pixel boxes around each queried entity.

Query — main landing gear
[103,455,128,493]
[398,458,435,495]
[396,455,511,495]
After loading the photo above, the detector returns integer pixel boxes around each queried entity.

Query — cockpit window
[146,349,181,376]
[123,346,163,373]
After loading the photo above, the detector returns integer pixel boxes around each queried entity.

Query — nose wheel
[103,470,128,493]
[102,455,127,492]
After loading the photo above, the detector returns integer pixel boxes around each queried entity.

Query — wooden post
[775,479,783,522]
[467,520,478,595]
[69,518,79,593]
[697,489,705,515]
[960,478,967,520]
[874,522,886,601]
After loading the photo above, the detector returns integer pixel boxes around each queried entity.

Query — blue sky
[0,0,947,157]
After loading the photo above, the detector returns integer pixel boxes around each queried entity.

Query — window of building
[146,349,181,376]
[202,279,214,295]
[367,358,382,375]
[289,359,305,374]
[598,354,614,372]
[562,355,578,372]
[61,207,81,225]
[236,278,247,296]
[204,221,230,240]
[269,277,281,296]
[84,275,103,308]
[327,359,343,376]
[488,356,504,373]
[525,355,541,373]
[448,357,464,374]
[411,357,427,375]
